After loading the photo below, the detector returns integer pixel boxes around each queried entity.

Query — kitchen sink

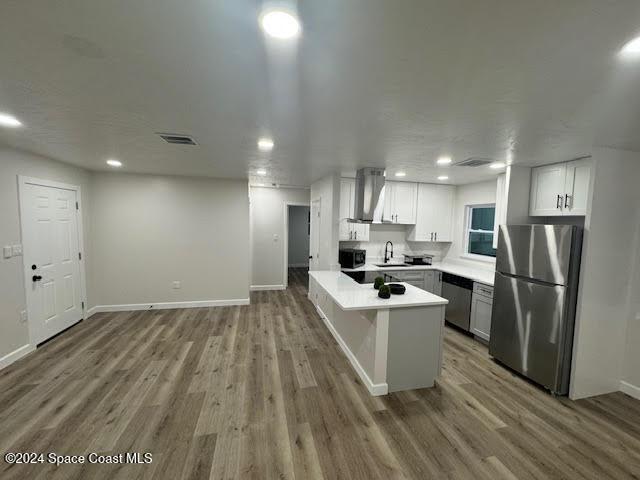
[375,264,410,268]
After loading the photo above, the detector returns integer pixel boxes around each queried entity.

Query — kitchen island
[308,271,448,396]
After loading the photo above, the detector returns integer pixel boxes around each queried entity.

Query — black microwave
[339,248,366,269]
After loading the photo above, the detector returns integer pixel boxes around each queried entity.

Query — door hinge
[81,301,85,309]
[76,201,79,210]
[78,252,82,260]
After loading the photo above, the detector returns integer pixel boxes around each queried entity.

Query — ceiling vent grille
[156,133,198,145]
[453,157,493,167]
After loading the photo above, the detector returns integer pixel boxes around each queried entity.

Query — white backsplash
[339,223,451,263]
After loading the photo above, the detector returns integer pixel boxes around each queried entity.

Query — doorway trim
[283,201,310,288]
[18,176,88,346]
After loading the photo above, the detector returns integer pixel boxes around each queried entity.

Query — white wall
[250,186,309,289]
[446,179,497,267]
[623,223,640,394]
[340,224,450,263]
[570,147,640,399]
[0,147,92,362]
[89,172,250,307]
[288,205,310,267]
[310,174,340,271]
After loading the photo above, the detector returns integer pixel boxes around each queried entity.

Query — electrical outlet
[12,244,23,256]
[19,310,28,323]
[3,246,12,259]
[172,281,181,289]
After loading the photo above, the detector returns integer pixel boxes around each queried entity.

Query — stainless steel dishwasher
[441,272,473,331]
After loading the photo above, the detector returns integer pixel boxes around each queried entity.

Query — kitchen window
[465,205,497,258]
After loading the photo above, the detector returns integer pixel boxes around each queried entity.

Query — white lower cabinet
[424,270,442,296]
[470,283,493,342]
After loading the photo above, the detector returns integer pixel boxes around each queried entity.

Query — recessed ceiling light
[395,171,406,177]
[437,156,452,165]
[620,36,640,57]
[257,137,274,151]
[0,112,22,128]
[437,175,449,181]
[106,159,122,167]
[256,169,267,176]
[260,10,301,40]
[489,162,506,169]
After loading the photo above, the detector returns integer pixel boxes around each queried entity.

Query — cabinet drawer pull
[556,194,563,209]
[564,194,571,209]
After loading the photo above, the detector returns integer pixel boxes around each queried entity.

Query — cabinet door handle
[349,230,353,240]
[435,232,438,241]
[557,194,563,209]
[354,230,358,240]
[564,194,571,209]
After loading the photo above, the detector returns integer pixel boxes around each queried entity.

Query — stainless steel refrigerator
[489,224,583,395]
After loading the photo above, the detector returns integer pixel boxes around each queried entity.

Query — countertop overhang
[309,271,448,311]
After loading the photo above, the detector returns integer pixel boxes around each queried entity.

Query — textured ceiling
[1,0,640,186]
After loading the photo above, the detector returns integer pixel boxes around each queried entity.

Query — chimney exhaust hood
[350,167,386,223]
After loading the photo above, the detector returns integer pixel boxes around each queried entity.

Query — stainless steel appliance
[338,248,366,269]
[442,273,473,331]
[403,254,433,266]
[351,168,386,223]
[489,224,583,396]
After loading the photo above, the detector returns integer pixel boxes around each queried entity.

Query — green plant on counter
[378,284,391,299]
[373,276,385,290]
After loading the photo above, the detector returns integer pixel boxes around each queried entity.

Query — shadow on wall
[288,205,310,267]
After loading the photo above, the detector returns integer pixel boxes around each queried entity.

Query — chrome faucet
[384,241,394,263]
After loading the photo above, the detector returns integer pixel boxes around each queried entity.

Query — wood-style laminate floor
[1,268,640,479]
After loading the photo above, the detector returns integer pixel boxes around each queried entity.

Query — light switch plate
[20,310,28,323]
[172,281,181,289]
[3,246,12,259]
[12,244,23,256]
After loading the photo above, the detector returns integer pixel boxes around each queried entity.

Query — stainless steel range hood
[350,167,386,223]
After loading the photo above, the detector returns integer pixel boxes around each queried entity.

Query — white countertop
[309,271,448,311]
[341,261,495,286]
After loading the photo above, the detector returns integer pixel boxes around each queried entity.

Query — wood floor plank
[1,267,639,479]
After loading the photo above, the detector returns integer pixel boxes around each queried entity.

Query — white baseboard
[88,298,250,315]
[86,306,99,319]
[620,380,640,400]
[0,344,36,370]
[315,304,388,396]
[250,285,285,291]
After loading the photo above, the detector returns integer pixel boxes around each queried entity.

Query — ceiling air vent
[156,133,198,145]
[453,157,493,167]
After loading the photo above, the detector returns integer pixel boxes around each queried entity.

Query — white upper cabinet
[407,183,454,242]
[529,158,592,217]
[383,181,417,224]
[563,158,591,216]
[529,163,567,216]
[339,178,369,241]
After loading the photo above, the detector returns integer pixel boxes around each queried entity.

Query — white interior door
[309,198,321,271]
[21,181,84,344]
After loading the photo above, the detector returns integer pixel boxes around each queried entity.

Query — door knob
[32,264,37,270]
[32,275,42,282]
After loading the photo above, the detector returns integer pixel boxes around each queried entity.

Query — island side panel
[386,305,446,393]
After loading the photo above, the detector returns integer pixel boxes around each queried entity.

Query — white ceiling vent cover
[453,157,493,167]
[156,133,198,145]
